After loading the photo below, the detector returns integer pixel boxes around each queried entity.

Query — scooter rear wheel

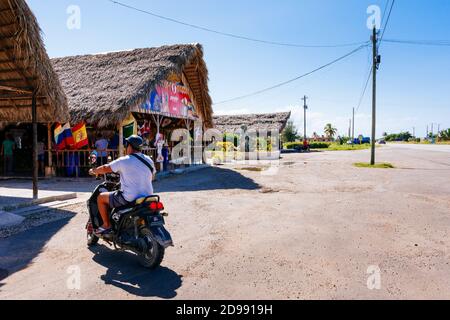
[139,227,165,269]
[86,221,99,246]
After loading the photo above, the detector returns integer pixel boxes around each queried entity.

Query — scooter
[85,152,173,269]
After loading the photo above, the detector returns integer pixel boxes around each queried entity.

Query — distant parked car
[378,139,386,145]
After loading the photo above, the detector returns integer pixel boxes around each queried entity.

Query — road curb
[0,193,78,212]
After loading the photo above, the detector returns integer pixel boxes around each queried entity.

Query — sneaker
[94,227,112,236]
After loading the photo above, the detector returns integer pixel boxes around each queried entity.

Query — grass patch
[284,142,374,151]
[354,162,395,169]
[326,144,371,151]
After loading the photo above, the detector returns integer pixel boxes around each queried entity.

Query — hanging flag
[54,123,66,150]
[72,122,89,149]
[139,120,151,136]
[121,113,137,139]
[62,123,74,148]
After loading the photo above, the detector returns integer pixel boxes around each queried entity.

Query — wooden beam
[0,85,32,94]
[0,95,46,101]
[0,103,45,108]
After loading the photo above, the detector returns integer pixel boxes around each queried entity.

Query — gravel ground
[1,144,450,299]
[0,209,76,239]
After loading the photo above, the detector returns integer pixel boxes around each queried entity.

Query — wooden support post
[32,92,38,199]
[47,123,52,167]
[156,114,163,172]
[118,124,124,156]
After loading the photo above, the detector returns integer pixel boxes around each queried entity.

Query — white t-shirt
[109,153,155,202]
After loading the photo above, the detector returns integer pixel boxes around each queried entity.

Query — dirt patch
[259,187,280,194]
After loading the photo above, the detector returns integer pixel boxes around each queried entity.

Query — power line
[378,0,395,50]
[382,39,450,46]
[107,0,368,48]
[214,44,368,105]
[379,0,390,31]
[356,65,373,112]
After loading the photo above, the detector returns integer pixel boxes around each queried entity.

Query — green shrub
[309,142,331,149]
[283,141,331,149]
[284,142,303,150]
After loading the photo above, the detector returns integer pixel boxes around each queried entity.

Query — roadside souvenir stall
[50,44,213,176]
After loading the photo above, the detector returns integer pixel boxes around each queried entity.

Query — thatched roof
[213,112,291,133]
[52,44,213,128]
[0,0,68,123]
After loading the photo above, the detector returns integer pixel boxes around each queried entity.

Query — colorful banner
[122,113,137,139]
[140,81,197,118]
[72,122,89,149]
[54,123,74,150]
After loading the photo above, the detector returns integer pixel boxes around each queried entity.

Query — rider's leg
[97,192,112,229]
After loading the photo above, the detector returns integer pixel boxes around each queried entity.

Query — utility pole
[431,123,434,137]
[352,107,355,143]
[370,26,379,165]
[413,127,415,138]
[426,125,429,138]
[301,96,308,142]
[348,119,351,138]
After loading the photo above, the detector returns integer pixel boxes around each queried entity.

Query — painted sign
[139,81,197,119]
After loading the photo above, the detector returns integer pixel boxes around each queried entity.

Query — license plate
[148,216,164,226]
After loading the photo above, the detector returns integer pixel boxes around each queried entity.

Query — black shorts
[109,190,130,208]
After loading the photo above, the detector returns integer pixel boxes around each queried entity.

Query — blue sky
[28,0,450,138]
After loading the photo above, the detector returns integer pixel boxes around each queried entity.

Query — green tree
[439,128,450,141]
[324,123,337,139]
[385,132,412,142]
[282,121,299,143]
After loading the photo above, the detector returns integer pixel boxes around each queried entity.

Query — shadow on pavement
[156,166,261,193]
[89,245,182,299]
[0,211,76,285]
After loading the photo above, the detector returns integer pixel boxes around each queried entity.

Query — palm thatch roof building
[52,44,213,129]
[0,0,68,122]
[213,112,291,133]
[0,0,69,197]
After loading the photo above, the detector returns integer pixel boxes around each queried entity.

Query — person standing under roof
[1,133,15,176]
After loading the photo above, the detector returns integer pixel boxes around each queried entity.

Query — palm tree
[324,123,337,140]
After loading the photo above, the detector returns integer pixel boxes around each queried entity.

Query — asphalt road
[387,143,450,153]
[1,145,450,299]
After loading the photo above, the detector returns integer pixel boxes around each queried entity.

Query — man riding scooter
[89,135,156,235]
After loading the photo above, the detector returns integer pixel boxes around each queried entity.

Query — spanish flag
[72,122,89,149]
